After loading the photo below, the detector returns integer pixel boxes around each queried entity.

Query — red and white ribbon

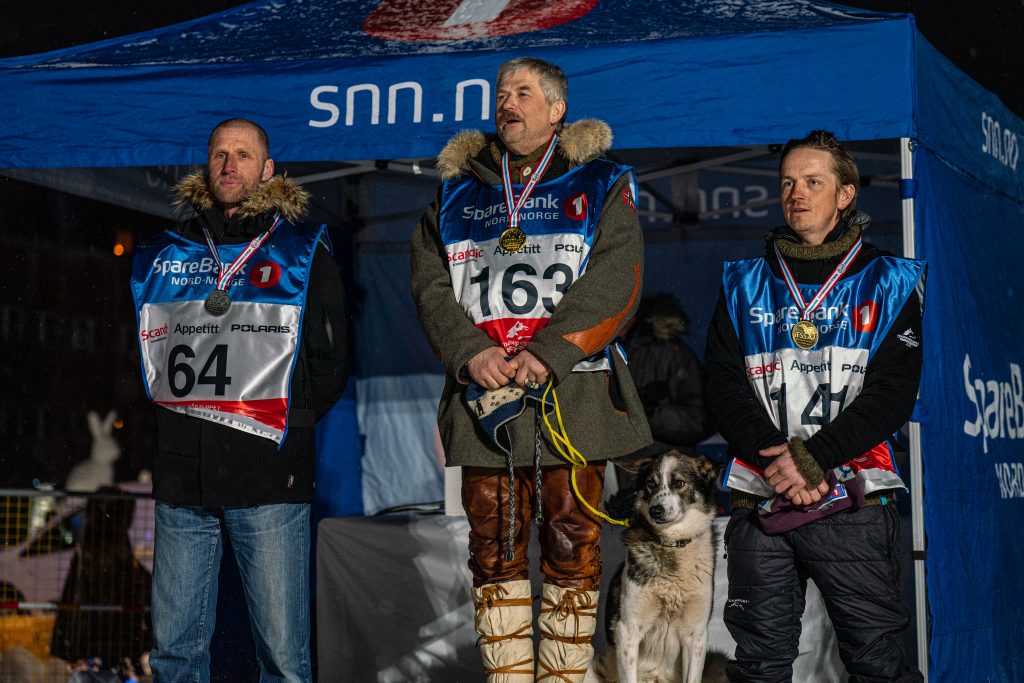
[202,211,283,291]
[773,237,862,319]
[500,134,559,228]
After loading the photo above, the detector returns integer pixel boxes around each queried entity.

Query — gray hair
[496,57,568,124]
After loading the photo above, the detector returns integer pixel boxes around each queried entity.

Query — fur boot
[473,579,535,682]
[537,583,598,682]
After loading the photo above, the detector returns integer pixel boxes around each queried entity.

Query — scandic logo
[140,323,168,342]
[448,247,484,264]
[746,360,782,378]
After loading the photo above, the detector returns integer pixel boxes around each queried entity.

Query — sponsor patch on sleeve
[621,187,636,214]
[896,328,919,348]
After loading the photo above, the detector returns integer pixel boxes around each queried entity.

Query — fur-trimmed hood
[173,171,311,223]
[436,119,613,182]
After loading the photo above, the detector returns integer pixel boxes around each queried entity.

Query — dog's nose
[649,504,665,521]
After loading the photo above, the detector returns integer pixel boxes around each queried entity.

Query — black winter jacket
[151,174,349,506]
[624,330,711,453]
[703,215,923,474]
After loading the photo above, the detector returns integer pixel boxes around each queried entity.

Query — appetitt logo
[851,300,879,332]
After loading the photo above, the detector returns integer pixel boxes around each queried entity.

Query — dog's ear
[612,454,653,475]
[693,456,721,491]
[614,443,675,474]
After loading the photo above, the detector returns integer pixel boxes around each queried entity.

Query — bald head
[208,118,270,161]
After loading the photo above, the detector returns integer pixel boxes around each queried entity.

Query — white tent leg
[901,136,928,681]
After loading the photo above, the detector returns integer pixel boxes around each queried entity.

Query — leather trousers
[462,464,605,591]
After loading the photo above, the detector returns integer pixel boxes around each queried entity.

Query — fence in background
[0,487,154,681]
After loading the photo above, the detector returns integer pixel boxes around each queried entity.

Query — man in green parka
[411,57,650,682]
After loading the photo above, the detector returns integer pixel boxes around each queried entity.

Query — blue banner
[915,38,1024,203]
[0,1,913,168]
[916,148,1024,682]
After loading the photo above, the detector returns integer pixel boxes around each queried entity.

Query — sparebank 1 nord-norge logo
[249,261,281,289]
[364,0,599,41]
[962,354,1024,454]
[851,300,879,333]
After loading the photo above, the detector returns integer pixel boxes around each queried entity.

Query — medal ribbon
[501,133,559,228]
[773,237,862,319]
[202,211,283,292]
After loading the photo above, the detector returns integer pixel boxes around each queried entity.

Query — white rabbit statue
[65,409,121,492]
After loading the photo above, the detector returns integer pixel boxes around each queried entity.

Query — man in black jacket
[704,130,924,682]
[130,118,348,682]
[624,292,711,455]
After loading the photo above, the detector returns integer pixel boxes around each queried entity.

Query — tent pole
[901,136,928,681]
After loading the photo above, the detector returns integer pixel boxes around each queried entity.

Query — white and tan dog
[596,450,725,683]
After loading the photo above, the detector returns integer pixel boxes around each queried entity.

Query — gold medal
[773,238,863,354]
[499,227,527,253]
[791,319,819,349]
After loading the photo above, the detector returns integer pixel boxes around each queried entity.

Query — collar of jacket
[435,119,614,183]
[172,171,311,233]
[768,210,869,262]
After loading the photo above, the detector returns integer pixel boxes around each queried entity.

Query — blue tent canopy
[3,2,1022,680]
[0,0,916,168]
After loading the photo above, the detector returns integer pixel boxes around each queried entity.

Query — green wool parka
[410,119,653,468]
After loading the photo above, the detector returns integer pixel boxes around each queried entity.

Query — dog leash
[540,381,629,527]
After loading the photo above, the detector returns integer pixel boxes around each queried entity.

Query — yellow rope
[540,380,629,527]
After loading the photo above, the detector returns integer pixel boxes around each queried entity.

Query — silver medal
[204,290,232,316]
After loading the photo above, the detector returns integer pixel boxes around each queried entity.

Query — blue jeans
[149,503,311,683]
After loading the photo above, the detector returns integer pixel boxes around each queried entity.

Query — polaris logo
[231,324,291,334]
